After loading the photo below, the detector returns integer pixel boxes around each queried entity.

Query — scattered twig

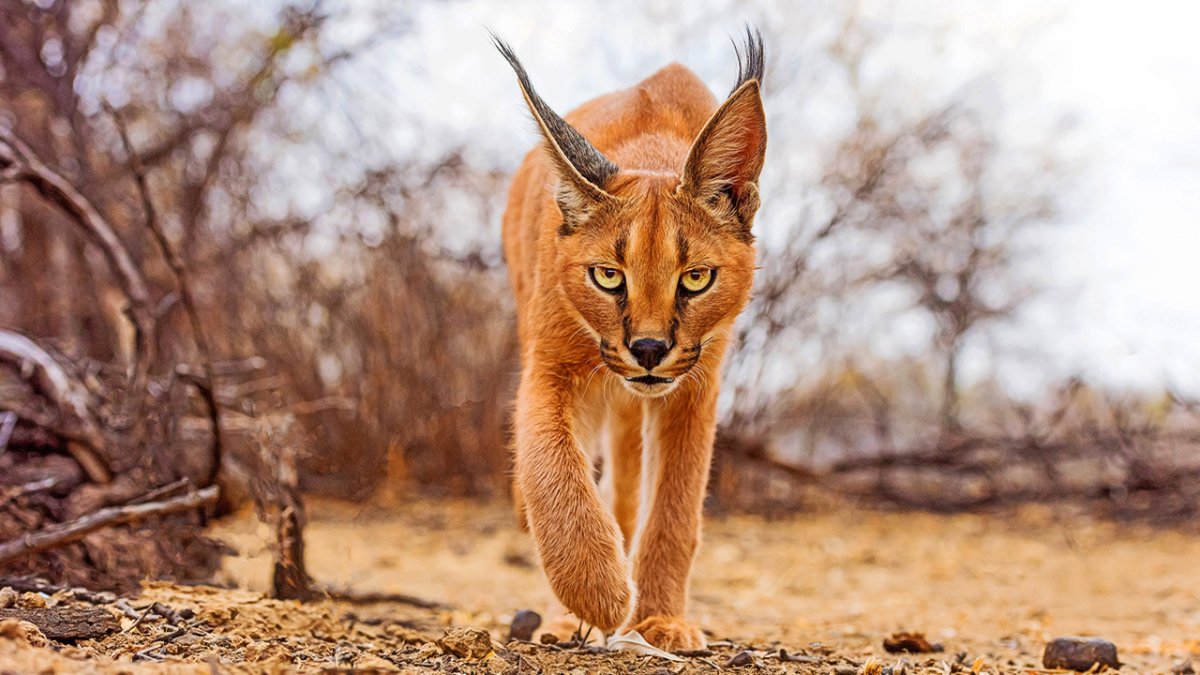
[113,599,143,620]
[0,477,64,507]
[0,485,218,565]
[0,577,115,605]
[319,587,449,611]
[124,477,192,506]
[122,602,157,634]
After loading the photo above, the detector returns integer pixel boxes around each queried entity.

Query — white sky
[339,0,1200,396]
[992,1,1200,395]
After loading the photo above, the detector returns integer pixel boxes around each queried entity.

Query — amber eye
[679,267,714,294]
[590,266,625,291]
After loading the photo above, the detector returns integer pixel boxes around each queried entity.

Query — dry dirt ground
[1,497,1197,674]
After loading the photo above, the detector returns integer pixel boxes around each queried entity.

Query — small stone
[0,588,16,609]
[0,618,48,648]
[778,648,818,663]
[508,609,541,642]
[1172,660,1195,675]
[726,650,753,667]
[415,642,440,660]
[205,635,233,648]
[485,652,511,674]
[1043,637,1120,671]
[21,593,45,608]
[438,627,496,659]
[539,632,559,645]
[884,631,944,654]
[174,633,203,648]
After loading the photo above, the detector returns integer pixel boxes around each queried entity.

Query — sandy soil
[1,497,1197,673]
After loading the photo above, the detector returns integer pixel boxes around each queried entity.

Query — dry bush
[1,0,1195,529]
[1,0,518,505]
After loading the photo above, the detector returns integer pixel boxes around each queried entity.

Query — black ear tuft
[491,31,619,196]
[730,25,765,95]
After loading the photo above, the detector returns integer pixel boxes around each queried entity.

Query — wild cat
[495,30,766,651]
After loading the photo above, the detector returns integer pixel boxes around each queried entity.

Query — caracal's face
[558,174,756,398]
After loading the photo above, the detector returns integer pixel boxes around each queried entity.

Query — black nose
[628,338,669,370]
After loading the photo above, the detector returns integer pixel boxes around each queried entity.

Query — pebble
[0,588,16,609]
[508,609,541,642]
[438,626,496,659]
[1042,637,1120,671]
[726,650,753,667]
[0,619,48,648]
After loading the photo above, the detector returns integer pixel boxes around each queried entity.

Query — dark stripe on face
[672,230,690,342]
[674,287,691,315]
[614,233,627,265]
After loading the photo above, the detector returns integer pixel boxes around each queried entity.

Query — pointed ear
[680,79,767,227]
[492,34,618,230]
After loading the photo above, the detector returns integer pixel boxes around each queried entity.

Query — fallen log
[0,606,118,641]
[0,485,218,565]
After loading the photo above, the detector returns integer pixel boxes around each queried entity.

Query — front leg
[515,367,633,632]
[625,380,719,651]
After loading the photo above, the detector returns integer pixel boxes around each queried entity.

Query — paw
[549,570,632,632]
[627,615,706,652]
[543,541,632,632]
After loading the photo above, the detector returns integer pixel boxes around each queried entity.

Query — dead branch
[270,441,316,601]
[272,499,317,601]
[0,477,68,507]
[124,477,192,505]
[0,411,15,455]
[0,330,111,483]
[0,485,218,565]
[0,127,158,408]
[321,587,449,610]
[108,105,224,487]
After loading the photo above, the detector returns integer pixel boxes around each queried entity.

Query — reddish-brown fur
[500,43,766,651]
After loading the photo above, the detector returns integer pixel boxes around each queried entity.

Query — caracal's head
[496,31,767,397]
